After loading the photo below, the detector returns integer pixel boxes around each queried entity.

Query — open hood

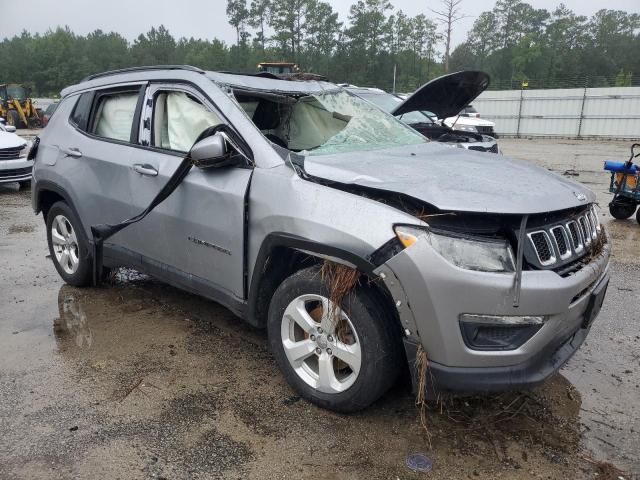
[303,143,595,215]
[392,71,490,120]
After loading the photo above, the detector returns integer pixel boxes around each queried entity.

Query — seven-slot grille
[0,145,25,161]
[527,205,601,268]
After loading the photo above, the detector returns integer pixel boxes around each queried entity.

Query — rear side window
[70,92,94,131]
[92,92,139,142]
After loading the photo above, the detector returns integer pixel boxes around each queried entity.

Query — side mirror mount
[190,132,238,169]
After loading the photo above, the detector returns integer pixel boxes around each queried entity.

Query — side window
[91,91,139,142]
[152,91,222,152]
[70,92,94,131]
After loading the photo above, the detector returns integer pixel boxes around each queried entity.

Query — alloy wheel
[51,214,80,275]
[280,294,362,394]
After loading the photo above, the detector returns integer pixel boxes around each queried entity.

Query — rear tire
[636,207,640,225]
[609,201,636,220]
[19,180,31,190]
[267,266,403,413]
[46,201,93,287]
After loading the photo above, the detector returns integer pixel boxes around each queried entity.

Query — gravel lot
[0,137,638,479]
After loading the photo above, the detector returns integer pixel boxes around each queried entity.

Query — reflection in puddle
[53,286,93,348]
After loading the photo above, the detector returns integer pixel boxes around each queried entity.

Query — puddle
[53,288,94,349]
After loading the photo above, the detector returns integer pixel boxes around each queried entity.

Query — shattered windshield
[293,91,426,155]
[238,89,426,156]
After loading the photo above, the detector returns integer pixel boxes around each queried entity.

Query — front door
[126,83,252,300]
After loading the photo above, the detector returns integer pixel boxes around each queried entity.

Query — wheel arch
[247,233,400,330]
[34,180,82,224]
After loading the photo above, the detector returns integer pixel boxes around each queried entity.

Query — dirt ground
[0,137,638,479]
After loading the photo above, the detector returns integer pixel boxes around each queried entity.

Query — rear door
[63,84,146,253]
[126,83,252,300]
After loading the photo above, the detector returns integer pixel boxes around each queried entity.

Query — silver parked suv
[31,66,610,412]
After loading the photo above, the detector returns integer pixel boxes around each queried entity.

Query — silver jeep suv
[31,66,610,412]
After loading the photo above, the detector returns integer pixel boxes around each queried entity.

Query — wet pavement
[1,138,638,479]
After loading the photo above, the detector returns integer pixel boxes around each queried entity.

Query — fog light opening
[459,314,546,351]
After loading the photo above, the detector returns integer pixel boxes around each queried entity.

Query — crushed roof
[60,66,340,97]
[206,71,338,94]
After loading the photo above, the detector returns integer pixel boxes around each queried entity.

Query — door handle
[133,163,158,177]
[61,147,82,158]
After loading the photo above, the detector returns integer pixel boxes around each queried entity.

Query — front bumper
[375,231,610,392]
[402,289,599,394]
[0,158,33,184]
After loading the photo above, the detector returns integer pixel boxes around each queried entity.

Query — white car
[0,119,33,187]
[445,106,497,138]
[348,72,500,153]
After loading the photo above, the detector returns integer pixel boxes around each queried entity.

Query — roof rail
[82,65,205,82]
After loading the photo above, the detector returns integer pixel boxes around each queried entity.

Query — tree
[227,0,251,46]
[346,0,393,83]
[493,0,523,50]
[269,0,313,61]
[543,4,587,85]
[466,12,498,69]
[130,25,176,65]
[84,30,130,75]
[174,37,228,70]
[411,14,439,81]
[304,1,341,73]
[1,1,639,97]
[386,10,411,58]
[615,69,633,86]
[249,0,271,54]
[430,0,466,73]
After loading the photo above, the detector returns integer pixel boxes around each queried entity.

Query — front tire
[7,110,20,128]
[46,201,93,287]
[19,180,31,190]
[267,266,403,413]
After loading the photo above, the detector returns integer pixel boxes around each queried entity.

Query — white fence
[473,87,640,139]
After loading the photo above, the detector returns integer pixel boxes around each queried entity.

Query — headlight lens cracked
[394,225,515,273]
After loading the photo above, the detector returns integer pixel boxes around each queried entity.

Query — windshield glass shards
[235,89,426,156]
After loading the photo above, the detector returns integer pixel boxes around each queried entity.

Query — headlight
[452,124,478,133]
[18,144,29,158]
[394,225,515,272]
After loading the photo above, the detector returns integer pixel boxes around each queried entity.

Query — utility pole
[393,64,397,93]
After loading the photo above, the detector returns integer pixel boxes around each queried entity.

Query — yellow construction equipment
[0,84,41,129]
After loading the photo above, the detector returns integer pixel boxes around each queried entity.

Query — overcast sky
[2,0,639,53]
